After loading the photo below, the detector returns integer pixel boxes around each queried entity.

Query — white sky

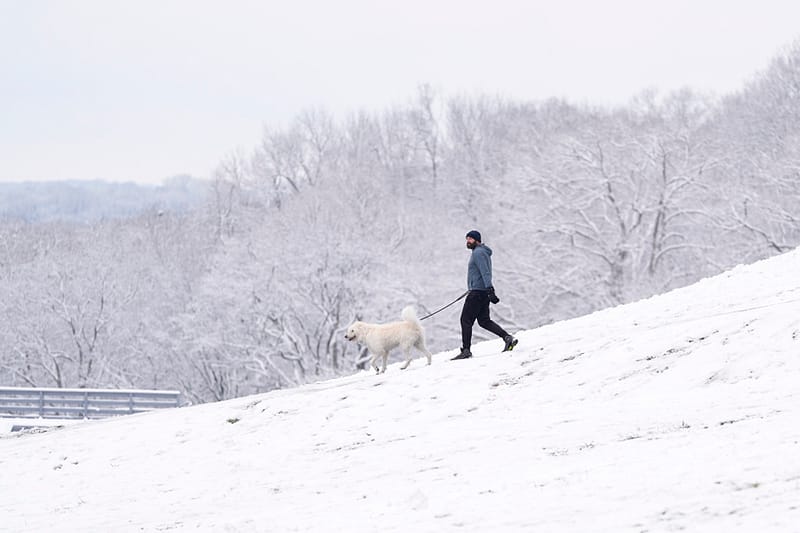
[1,0,799,184]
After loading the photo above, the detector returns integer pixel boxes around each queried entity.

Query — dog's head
[344,321,364,341]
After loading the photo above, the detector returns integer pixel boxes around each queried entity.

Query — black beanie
[466,230,482,242]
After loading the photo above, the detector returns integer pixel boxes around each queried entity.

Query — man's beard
[466,241,477,249]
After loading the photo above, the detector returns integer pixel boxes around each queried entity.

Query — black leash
[420,291,468,321]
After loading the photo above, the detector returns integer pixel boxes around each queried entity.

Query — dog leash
[419,291,469,321]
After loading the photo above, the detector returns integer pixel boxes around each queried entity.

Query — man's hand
[488,287,500,304]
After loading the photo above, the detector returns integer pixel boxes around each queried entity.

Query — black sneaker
[451,348,472,360]
[502,336,518,352]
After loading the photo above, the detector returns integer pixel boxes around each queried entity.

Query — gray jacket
[467,244,493,291]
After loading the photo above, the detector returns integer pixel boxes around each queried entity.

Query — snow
[2,250,800,531]
[0,418,81,435]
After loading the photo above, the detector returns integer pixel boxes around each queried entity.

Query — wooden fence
[0,387,182,420]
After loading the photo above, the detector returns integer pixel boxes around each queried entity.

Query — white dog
[345,306,433,374]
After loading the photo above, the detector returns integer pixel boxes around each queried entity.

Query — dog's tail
[401,305,419,323]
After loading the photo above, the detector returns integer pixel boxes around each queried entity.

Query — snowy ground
[2,250,800,532]
[0,418,80,435]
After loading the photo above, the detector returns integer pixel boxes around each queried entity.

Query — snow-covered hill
[2,250,800,532]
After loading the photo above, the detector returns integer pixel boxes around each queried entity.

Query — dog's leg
[380,351,388,374]
[400,346,412,370]
[416,339,433,366]
[371,352,381,373]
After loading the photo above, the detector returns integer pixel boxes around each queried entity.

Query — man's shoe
[451,348,472,360]
[502,335,518,352]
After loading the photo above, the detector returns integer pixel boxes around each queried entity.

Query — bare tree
[410,83,444,190]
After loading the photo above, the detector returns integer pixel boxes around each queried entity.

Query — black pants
[461,290,509,350]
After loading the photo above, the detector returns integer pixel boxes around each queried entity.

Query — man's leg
[476,292,510,339]
[460,292,481,350]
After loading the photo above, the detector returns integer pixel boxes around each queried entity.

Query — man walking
[452,230,518,360]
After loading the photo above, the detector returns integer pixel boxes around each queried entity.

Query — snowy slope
[2,250,800,532]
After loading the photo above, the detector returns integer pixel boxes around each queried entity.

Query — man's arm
[475,249,493,289]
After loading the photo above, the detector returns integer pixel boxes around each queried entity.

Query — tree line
[2,42,799,403]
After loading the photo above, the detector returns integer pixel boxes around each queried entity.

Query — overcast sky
[1,0,799,184]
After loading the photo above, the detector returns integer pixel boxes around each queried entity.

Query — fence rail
[0,387,182,420]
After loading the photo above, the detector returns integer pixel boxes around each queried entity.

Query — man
[452,230,518,360]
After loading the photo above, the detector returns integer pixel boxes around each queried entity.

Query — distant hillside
[0,176,209,223]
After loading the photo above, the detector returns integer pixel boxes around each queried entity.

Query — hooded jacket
[467,244,493,291]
